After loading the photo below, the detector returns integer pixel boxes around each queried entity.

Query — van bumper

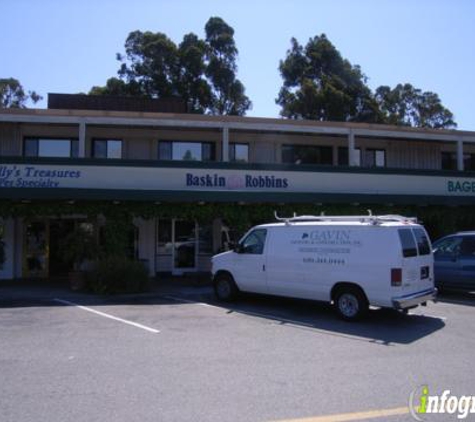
[392,287,438,310]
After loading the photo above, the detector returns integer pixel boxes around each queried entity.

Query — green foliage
[86,213,151,294]
[0,78,42,109]
[205,17,251,115]
[375,84,456,129]
[86,257,149,294]
[177,33,212,113]
[276,34,456,129]
[58,223,99,270]
[0,200,472,244]
[276,35,383,123]
[99,214,134,259]
[90,17,251,116]
[89,77,142,97]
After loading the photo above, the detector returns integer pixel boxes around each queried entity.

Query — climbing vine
[0,200,474,241]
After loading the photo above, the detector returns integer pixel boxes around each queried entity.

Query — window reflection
[24,138,78,158]
[158,141,215,161]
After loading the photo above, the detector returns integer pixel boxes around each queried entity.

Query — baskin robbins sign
[185,172,289,189]
[1,162,475,200]
[0,164,291,193]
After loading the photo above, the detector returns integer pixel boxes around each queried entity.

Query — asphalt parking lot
[1,280,475,422]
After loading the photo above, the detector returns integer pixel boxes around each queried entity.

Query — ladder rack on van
[274,211,417,225]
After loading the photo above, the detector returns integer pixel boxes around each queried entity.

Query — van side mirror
[233,244,244,253]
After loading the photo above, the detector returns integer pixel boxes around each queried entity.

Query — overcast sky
[2,0,474,130]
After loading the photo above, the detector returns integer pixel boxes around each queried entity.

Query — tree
[118,30,180,98]
[0,78,42,108]
[375,83,456,129]
[89,77,142,97]
[276,35,383,123]
[205,17,251,115]
[90,17,251,116]
[177,33,212,114]
[276,34,456,129]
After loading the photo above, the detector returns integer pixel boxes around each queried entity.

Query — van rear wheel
[214,273,238,302]
[334,287,368,321]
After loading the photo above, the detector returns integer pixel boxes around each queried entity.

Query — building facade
[1,96,475,281]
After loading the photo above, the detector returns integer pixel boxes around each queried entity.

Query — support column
[135,218,156,277]
[222,126,229,162]
[78,121,86,158]
[457,138,464,171]
[348,130,357,166]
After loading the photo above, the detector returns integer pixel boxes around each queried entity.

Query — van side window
[413,228,431,256]
[240,229,267,254]
[398,229,418,257]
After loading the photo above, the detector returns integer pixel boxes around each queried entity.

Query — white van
[211,213,437,320]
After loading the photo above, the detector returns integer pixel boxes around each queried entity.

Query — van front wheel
[334,288,368,321]
[214,273,238,302]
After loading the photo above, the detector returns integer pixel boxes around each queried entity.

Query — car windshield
[433,237,463,255]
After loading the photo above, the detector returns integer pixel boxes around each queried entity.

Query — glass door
[24,220,49,278]
[173,220,197,274]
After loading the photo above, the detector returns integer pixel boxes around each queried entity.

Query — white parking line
[53,298,160,334]
[409,311,447,321]
[162,294,218,308]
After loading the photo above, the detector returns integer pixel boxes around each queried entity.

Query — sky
[2,0,475,130]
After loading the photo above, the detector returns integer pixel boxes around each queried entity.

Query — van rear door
[397,227,434,293]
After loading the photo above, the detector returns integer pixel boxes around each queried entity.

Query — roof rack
[274,210,417,225]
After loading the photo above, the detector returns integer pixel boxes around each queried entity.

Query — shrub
[87,257,150,294]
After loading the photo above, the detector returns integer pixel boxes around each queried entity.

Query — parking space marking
[53,298,160,334]
[272,406,409,422]
[162,295,217,308]
[408,311,447,321]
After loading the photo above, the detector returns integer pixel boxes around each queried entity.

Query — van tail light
[391,268,402,286]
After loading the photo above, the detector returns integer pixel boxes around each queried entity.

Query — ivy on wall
[0,200,474,241]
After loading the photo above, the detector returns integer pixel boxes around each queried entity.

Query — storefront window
[282,145,333,165]
[24,221,49,278]
[442,152,457,170]
[93,139,122,159]
[24,138,79,158]
[466,154,475,171]
[229,143,249,162]
[158,141,216,161]
[157,219,172,255]
[441,152,475,171]
[198,224,213,254]
[338,147,361,166]
[365,149,386,168]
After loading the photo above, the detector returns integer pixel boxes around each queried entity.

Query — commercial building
[1,94,475,281]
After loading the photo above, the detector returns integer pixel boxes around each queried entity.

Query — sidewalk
[0,275,214,305]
